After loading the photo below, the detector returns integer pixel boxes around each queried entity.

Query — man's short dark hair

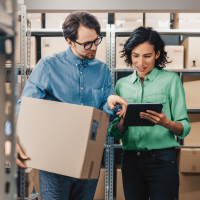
[62,11,101,42]
[121,27,171,69]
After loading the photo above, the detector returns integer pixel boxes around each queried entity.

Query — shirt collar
[131,67,160,83]
[66,47,89,67]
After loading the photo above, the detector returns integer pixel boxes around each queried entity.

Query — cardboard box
[115,13,143,29]
[116,165,125,200]
[17,97,109,179]
[30,13,42,29]
[183,76,200,108]
[180,37,200,69]
[94,167,105,200]
[33,169,40,199]
[17,168,34,197]
[115,37,130,68]
[183,114,200,146]
[91,13,108,29]
[179,171,200,200]
[178,148,200,173]
[165,46,184,69]
[96,36,106,63]
[45,13,70,29]
[174,13,200,29]
[41,37,69,58]
[145,13,170,29]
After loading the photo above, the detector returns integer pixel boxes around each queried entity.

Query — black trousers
[121,147,179,200]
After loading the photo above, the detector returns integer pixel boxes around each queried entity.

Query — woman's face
[131,42,160,79]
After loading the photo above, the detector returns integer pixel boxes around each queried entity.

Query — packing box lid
[179,148,200,173]
[17,97,109,179]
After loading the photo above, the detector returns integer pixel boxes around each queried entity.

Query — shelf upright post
[105,24,111,200]
[20,5,26,91]
[0,0,17,199]
[26,13,31,78]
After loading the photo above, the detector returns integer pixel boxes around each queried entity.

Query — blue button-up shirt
[17,47,114,115]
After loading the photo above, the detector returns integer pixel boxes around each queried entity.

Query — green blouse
[108,67,191,150]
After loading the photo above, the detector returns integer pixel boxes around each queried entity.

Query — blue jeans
[121,147,179,200]
[39,170,98,200]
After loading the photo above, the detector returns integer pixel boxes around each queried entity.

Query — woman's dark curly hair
[120,27,171,69]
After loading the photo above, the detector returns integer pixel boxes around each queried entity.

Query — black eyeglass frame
[74,36,103,50]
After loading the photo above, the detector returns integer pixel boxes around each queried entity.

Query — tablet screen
[123,103,163,127]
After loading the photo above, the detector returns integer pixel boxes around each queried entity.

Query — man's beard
[78,50,96,60]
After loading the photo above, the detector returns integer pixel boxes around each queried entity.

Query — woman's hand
[140,110,183,135]
[140,110,169,126]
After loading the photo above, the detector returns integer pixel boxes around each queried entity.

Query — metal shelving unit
[0,1,17,200]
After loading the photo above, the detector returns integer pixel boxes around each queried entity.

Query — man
[16,11,127,200]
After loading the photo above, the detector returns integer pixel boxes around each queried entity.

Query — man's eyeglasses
[74,36,103,50]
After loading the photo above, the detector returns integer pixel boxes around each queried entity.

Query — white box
[115,37,130,68]
[45,13,70,29]
[41,37,69,58]
[174,13,200,29]
[96,36,106,63]
[115,13,143,29]
[165,46,184,69]
[30,13,42,29]
[145,13,170,29]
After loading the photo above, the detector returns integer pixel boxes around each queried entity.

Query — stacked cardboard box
[94,167,105,200]
[145,13,170,29]
[115,13,143,29]
[115,37,129,68]
[17,97,109,179]
[96,36,106,63]
[41,37,69,58]
[177,148,200,200]
[174,13,200,29]
[165,46,184,69]
[183,114,200,146]
[183,76,200,108]
[17,168,34,197]
[46,13,108,29]
[180,37,200,69]
[116,165,125,200]
[30,13,42,29]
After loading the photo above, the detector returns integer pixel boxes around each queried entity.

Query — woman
[108,27,191,200]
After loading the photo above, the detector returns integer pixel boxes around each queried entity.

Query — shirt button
[81,103,83,106]
[81,87,83,90]
[137,152,140,156]
[76,64,77,66]
[80,72,82,74]
[85,64,87,66]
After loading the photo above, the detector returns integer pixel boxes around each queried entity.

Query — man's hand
[107,95,128,118]
[16,144,28,168]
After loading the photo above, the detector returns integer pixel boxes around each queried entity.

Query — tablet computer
[123,103,163,127]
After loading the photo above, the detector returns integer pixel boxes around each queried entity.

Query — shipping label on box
[17,97,109,179]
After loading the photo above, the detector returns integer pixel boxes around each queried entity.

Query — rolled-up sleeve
[170,74,191,139]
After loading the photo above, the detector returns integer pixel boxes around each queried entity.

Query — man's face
[68,24,98,60]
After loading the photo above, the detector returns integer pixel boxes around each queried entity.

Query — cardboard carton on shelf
[115,13,143,29]
[164,46,184,69]
[41,37,69,58]
[17,168,34,197]
[180,37,200,69]
[115,37,130,69]
[182,76,200,108]
[96,36,106,63]
[145,13,170,29]
[173,13,200,29]
[116,165,125,200]
[177,148,200,200]
[91,13,108,29]
[30,13,42,29]
[17,97,109,179]
[183,114,200,146]
[94,167,105,200]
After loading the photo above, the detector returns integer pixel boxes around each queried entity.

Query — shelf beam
[25,0,200,13]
